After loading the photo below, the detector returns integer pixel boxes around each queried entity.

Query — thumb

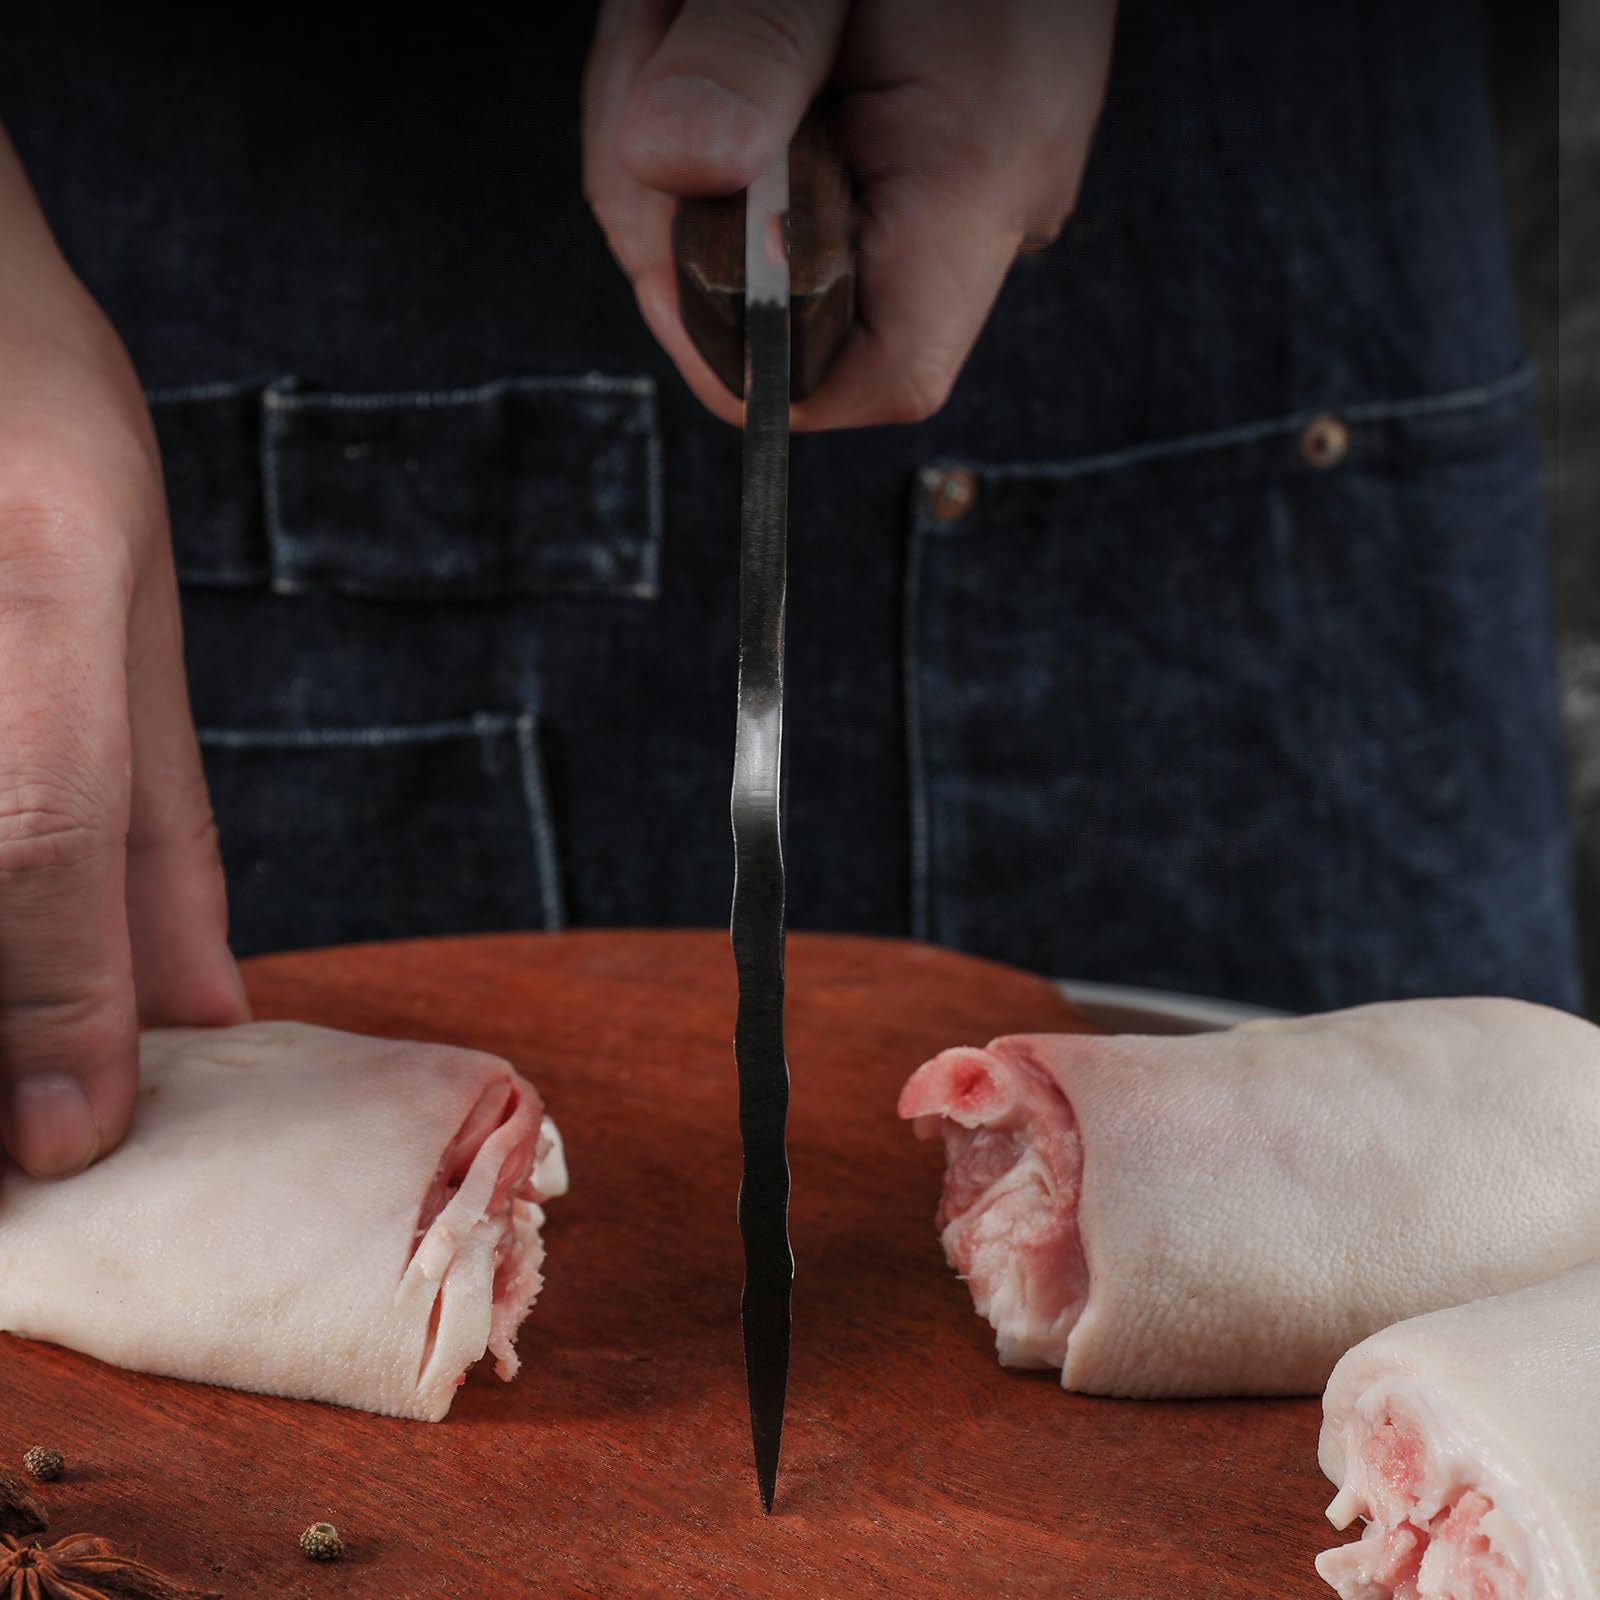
[620,0,851,195]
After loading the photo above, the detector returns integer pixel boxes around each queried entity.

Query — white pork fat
[0,1022,568,1421]
[899,999,1600,1395]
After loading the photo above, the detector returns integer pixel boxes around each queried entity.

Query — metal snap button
[1301,413,1349,469]
[927,465,980,522]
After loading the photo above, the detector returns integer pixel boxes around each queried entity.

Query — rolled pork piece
[898,999,1600,1396]
[0,1022,568,1421]
[1316,1262,1600,1600]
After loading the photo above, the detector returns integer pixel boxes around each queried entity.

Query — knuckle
[0,491,136,608]
[0,491,84,561]
[0,419,162,585]
[6,974,126,1036]
[0,780,111,879]
[1,976,135,1091]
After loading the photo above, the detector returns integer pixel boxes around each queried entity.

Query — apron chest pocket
[198,712,563,956]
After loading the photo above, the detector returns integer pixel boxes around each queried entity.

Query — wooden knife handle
[671,107,855,402]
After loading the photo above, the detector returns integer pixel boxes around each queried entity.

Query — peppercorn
[23,1446,65,1481]
[298,1522,343,1561]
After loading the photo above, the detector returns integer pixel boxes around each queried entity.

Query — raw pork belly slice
[0,1023,568,1421]
[1316,1262,1600,1600]
[899,999,1600,1396]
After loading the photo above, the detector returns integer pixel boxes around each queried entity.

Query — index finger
[0,510,138,1176]
[585,0,748,426]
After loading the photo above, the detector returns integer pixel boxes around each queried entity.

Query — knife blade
[729,151,792,1518]
[673,113,855,1516]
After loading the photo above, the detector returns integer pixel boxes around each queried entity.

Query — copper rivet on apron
[928,466,980,522]
[1301,413,1350,469]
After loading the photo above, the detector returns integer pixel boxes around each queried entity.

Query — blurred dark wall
[1492,0,1596,1007]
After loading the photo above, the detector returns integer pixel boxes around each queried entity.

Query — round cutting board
[3,932,1336,1598]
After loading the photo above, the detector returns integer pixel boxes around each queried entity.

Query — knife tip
[753,1422,781,1514]
[743,1290,789,1518]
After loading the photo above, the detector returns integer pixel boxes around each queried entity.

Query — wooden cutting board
[3,931,1337,1598]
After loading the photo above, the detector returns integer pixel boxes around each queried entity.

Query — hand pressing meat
[1316,1261,1599,1600]
[0,1023,567,1420]
[898,999,1600,1396]
[0,124,247,1182]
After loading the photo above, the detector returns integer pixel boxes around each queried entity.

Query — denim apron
[0,1,1578,1013]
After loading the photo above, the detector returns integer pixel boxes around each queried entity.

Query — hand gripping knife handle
[671,108,856,403]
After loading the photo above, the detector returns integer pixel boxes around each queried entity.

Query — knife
[672,113,854,1514]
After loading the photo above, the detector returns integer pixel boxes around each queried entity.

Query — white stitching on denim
[641,384,665,598]
[196,714,519,750]
[268,373,655,413]
[145,376,268,406]
[966,364,1537,491]
[904,472,936,943]
[258,377,301,594]
[1342,366,1536,423]
[515,712,567,929]
[176,564,268,586]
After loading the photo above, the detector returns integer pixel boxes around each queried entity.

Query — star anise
[0,1473,47,1538]
[0,1534,219,1599]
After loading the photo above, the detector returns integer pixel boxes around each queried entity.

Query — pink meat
[1318,1402,1524,1600]
[899,1041,1089,1368]
[408,1072,553,1386]
[1316,1265,1599,1600]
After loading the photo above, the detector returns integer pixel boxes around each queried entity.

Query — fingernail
[8,1074,100,1178]
[625,76,772,179]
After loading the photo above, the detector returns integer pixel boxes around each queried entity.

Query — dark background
[1493,0,1592,1005]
